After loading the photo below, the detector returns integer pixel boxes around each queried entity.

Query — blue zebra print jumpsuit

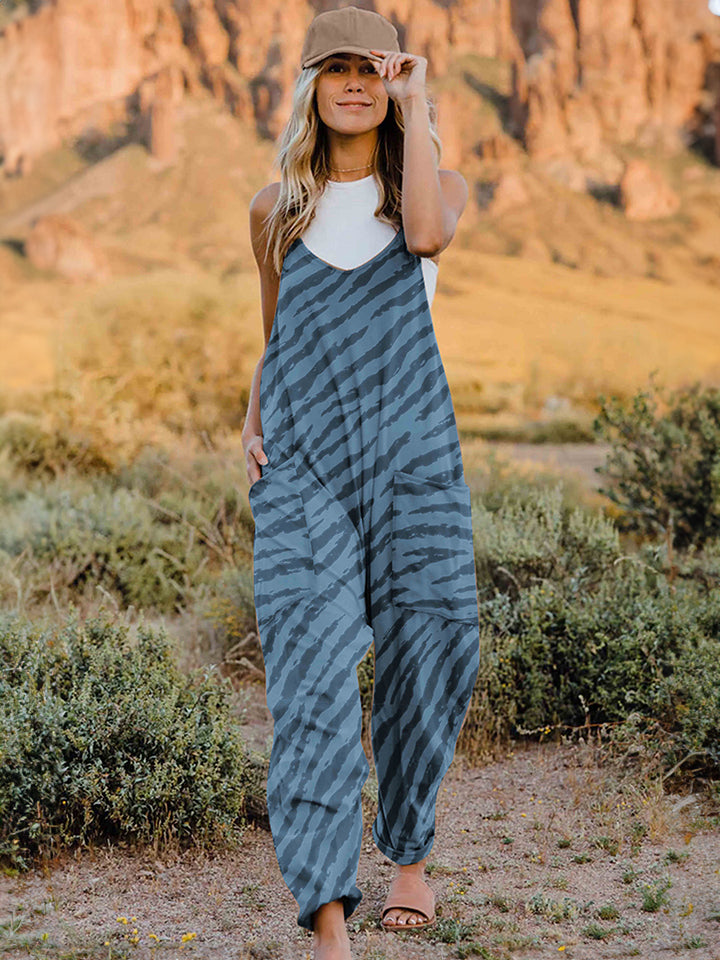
[248,222,481,931]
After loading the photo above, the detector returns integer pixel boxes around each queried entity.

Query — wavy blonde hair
[260,61,443,276]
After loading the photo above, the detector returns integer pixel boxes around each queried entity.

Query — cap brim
[302,46,385,68]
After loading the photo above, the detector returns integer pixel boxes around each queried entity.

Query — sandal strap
[381,872,435,921]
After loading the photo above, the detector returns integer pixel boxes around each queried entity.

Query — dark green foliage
[593,375,720,550]
[460,478,720,793]
[472,481,621,593]
[0,610,252,871]
[356,645,374,752]
[474,418,596,444]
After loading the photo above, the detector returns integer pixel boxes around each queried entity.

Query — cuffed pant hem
[297,886,363,932]
[371,820,435,865]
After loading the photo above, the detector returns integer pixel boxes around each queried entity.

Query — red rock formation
[0,0,191,176]
[143,64,183,163]
[487,171,530,215]
[620,158,681,220]
[511,0,720,162]
[25,212,110,280]
[1,0,719,179]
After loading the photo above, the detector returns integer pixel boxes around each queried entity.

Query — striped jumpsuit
[248,221,480,931]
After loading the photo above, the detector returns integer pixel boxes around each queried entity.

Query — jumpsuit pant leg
[370,611,480,862]
[249,450,481,929]
[249,449,375,931]
[368,466,481,864]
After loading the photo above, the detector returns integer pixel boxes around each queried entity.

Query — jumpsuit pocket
[299,468,367,623]
[248,451,315,624]
[390,469,479,623]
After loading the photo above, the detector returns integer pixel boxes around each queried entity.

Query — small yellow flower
[117,916,128,924]
[558,947,566,952]
[181,932,197,942]
[521,812,527,817]
[149,933,159,941]
[104,941,110,946]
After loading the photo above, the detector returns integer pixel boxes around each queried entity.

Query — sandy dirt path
[2,732,718,960]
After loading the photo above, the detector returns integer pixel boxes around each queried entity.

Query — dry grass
[0,98,719,447]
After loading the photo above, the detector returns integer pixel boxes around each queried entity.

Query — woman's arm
[369,49,468,257]
[400,96,468,257]
[242,182,281,485]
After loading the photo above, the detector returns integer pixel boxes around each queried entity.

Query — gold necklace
[329,162,373,172]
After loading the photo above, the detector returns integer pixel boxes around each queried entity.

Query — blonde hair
[260,61,443,276]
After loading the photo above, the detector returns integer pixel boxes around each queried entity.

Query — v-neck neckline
[297,226,403,274]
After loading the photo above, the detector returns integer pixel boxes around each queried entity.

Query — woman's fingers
[246,441,268,487]
[369,48,402,80]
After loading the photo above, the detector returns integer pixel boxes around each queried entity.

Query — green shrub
[459,484,720,790]
[357,646,374,752]
[0,412,115,477]
[476,418,596,444]
[472,481,621,592]
[0,610,254,871]
[0,450,255,615]
[0,482,213,611]
[593,376,720,550]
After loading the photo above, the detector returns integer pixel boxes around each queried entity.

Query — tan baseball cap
[300,6,400,70]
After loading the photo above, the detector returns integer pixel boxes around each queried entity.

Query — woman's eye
[327,63,374,72]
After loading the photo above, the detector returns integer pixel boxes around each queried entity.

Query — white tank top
[299,174,439,307]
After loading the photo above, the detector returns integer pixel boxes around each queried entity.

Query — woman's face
[314,52,388,132]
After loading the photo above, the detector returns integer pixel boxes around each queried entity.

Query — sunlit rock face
[0,0,719,178]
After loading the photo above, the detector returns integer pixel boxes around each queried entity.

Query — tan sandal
[380,871,436,933]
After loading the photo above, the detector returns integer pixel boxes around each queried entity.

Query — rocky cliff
[0,0,719,180]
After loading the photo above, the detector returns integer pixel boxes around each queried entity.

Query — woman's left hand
[368,49,427,103]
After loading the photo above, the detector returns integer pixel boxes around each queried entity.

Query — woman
[242,7,480,958]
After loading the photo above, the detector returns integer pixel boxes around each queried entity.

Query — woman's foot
[312,899,352,960]
[382,854,432,928]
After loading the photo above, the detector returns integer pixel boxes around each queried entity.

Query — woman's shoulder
[249,181,281,221]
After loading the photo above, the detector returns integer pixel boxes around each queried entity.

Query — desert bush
[460,487,720,791]
[472,480,621,592]
[0,411,116,477]
[0,0,29,14]
[0,610,255,871]
[357,646,375,753]
[593,375,720,551]
[201,566,257,647]
[476,418,596,444]
[0,481,217,612]
[0,446,254,615]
